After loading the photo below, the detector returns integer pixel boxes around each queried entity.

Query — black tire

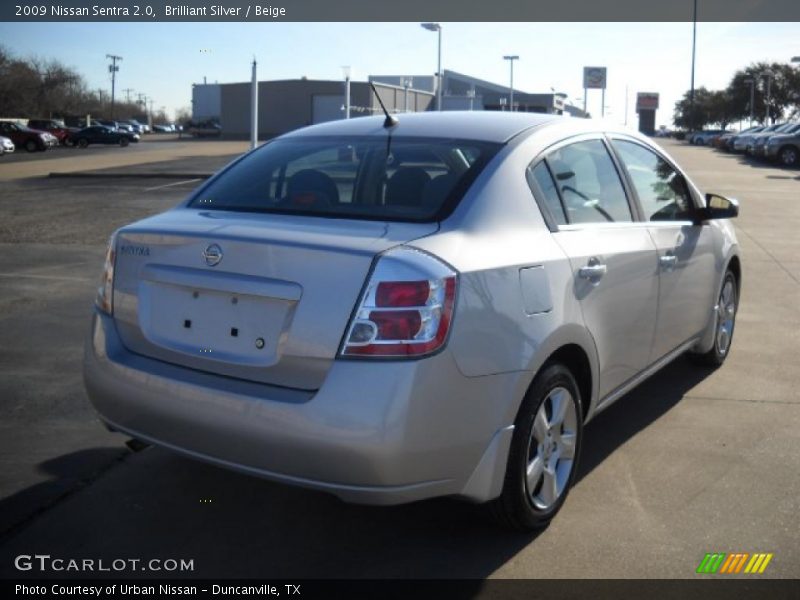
[25,139,39,152]
[77,138,89,148]
[119,137,129,147]
[490,363,584,531]
[778,145,799,167]
[690,270,738,367]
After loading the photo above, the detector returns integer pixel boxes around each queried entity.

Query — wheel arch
[513,327,600,427]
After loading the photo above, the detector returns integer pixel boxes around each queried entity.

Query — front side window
[612,140,693,222]
[545,139,632,224]
[189,137,500,222]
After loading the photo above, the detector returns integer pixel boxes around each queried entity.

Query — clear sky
[1,21,798,126]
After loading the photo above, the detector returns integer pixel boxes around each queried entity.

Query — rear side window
[612,140,693,222]
[527,162,567,225]
[545,140,632,224]
[189,137,501,222]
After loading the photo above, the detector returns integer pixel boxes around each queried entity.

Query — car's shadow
[0,356,717,579]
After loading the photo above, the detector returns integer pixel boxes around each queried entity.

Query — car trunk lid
[112,209,437,390]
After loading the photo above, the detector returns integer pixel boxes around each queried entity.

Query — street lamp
[743,78,755,127]
[342,66,351,119]
[763,71,773,124]
[421,23,442,111]
[503,55,519,112]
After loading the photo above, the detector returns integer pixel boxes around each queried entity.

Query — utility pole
[148,98,154,128]
[122,88,134,104]
[106,54,122,119]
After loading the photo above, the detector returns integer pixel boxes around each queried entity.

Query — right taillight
[96,233,117,315]
[341,247,458,358]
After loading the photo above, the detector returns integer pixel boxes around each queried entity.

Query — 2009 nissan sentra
[84,112,741,530]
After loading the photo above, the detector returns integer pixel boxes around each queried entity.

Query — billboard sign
[583,66,607,89]
[636,92,660,111]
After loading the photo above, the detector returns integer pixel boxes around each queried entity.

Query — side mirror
[700,193,739,221]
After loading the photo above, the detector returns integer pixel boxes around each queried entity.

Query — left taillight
[96,233,117,315]
[340,247,458,358]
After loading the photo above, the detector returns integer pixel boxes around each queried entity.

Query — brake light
[341,248,458,358]
[96,233,117,315]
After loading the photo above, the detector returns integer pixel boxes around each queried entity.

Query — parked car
[128,119,150,134]
[0,121,58,152]
[689,129,727,145]
[187,120,222,137]
[69,125,139,148]
[0,135,14,156]
[734,123,783,153]
[753,122,800,158]
[27,119,79,145]
[745,123,793,156]
[152,123,174,133]
[84,112,741,531]
[117,120,144,135]
[764,126,800,166]
[715,126,756,151]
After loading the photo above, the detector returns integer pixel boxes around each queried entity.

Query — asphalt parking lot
[0,139,798,580]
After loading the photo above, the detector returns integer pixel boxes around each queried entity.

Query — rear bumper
[84,311,522,505]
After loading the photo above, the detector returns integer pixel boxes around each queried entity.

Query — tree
[727,62,800,124]
[673,86,715,130]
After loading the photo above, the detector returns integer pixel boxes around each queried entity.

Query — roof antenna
[370,82,399,128]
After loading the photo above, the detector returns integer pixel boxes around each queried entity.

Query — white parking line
[143,179,201,191]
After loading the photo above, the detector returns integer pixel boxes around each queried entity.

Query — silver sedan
[84,112,740,530]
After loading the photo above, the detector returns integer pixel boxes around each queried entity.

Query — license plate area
[138,280,294,367]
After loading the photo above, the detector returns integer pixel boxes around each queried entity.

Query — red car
[27,119,78,145]
[0,121,58,152]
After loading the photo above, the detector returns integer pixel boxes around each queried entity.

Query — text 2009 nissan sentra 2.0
[84,112,741,530]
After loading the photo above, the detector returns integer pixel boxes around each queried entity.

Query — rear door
[609,137,717,361]
[530,136,659,398]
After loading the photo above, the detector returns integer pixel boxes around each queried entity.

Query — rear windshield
[188,136,501,222]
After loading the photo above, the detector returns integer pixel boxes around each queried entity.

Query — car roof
[282,111,564,143]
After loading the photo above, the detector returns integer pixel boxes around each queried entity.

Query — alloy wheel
[780,146,798,167]
[716,277,736,355]
[525,386,578,510]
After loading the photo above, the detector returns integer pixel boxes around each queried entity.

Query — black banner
[3,0,800,22]
[4,579,800,600]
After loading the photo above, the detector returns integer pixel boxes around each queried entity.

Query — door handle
[659,253,678,269]
[578,261,607,280]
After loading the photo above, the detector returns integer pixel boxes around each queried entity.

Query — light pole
[689,0,697,131]
[763,71,773,124]
[503,55,519,112]
[402,76,412,113]
[106,54,122,119]
[743,78,755,126]
[342,66,351,119]
[421,23,442,111]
